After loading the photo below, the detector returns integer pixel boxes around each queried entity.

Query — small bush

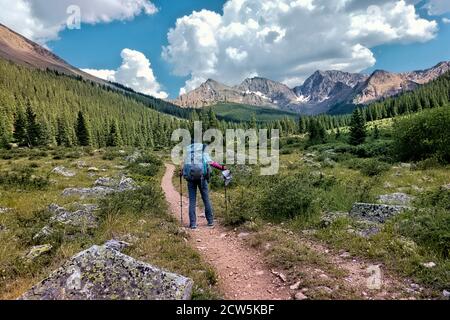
[260,174,317,219]
[126,152,162,177]
[416,187,450,210]
[395,208,450,259]
[0,167,49,189]
[360,159,391,177]
[98,183,166,220]
[414,157,441,170]
[223,187,259,226]
[345,158,390,176]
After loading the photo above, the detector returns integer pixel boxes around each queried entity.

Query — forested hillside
[0,59,186,148]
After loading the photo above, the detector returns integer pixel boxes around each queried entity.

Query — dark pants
[187,178,213,228]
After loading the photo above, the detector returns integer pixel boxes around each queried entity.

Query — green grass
[206,103,297,122]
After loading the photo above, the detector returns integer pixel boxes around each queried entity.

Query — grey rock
[118,176,137,191]
[62,176,136,198]
[315,286,333,295]
[94,177,117,187]
[104,239,131,252]
[443,290,450,298]
[48,204,98,228]
[442,183,450,190]
[290,281,302,290]
[33,225,54,240]
[377,193,414,205]
[52,166,76,177]
[25,244,52,260]
[294,292,308,300]
[0,207,11,214]
[125,151,142,163]
[237,232,250,238]
[350,203,410,223]
[74,161,87,168]
[421,262,436,268]
[20,243,193,300]
[320,211,348,228]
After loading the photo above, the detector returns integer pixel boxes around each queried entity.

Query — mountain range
[173,62,450,115]
[1,22,449,117]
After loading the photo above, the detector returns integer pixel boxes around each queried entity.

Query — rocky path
[162,164,291,300]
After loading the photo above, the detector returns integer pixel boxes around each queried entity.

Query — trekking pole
[224,183,228,216]
[179,173,183,225]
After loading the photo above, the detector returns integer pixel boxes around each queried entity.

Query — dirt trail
[162,164,291,300]
[162,164,424,300]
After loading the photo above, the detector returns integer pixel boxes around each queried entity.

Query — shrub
[98,183,166,220]
[345,158,390,176]
[360,159,391,177]
[223,187,260,226]
[126,152,162,177]
[0,167,49,189]
[395,208,450,259]
[414,157,441,170]
[393,107,450,163]
[260,174,317,219]
[416,187,450,210]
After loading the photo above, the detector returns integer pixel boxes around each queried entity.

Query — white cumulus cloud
[443,17,450,24]
[0,0,158,44]
[163,0,438,94]
[83,49,168,99]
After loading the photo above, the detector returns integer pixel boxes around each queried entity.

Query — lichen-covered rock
[350,203,410,223]
[118,176,137,191]
[104,239,131,252]
[94,177,117,187]
[377,193,414,205]
[320,211,348,228]
[62,186,116,198]
[48,204,98,228]
[20,243,193,300]
[63,177,137,198]
[25,244,52,260]
[74,161,87,169]
[125,150,141,163]
[33,225,54,240]
[52,166,76,177]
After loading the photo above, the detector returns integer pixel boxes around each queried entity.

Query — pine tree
[13,110,27,146]
[75,111,91,146]
[373,125,380,139]
[25,105,41,147]
[107,121,122,147]
[349,108,366,145]
[308,119,326,144]
[335,127,341,139]
[0,114,11,148]
[56,117,71,147]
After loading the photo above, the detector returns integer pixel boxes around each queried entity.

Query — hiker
[180,143,227,229]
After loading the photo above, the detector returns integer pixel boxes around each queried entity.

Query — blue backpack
[183,144,211,182]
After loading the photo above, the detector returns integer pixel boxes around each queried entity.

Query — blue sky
[48,0,226,98]
[8,0,449,99]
